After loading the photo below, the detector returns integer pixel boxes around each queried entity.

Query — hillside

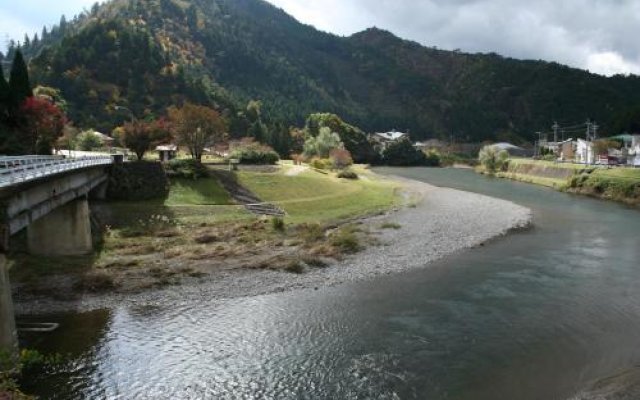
[14,0,640,141]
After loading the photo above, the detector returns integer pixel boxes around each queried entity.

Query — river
[18,168,640,399]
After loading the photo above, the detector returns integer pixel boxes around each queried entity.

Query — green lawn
[166,177,233,206]
[508,158,589,170]
[238,166,401,224]
[592,168,640,180]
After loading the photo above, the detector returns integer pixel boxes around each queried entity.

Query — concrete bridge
[0,155,114,359]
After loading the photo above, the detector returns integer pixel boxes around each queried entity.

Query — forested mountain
[14,0,640,142]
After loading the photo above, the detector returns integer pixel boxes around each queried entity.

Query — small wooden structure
[156,145,178,163]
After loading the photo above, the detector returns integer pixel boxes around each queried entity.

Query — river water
[18,168,640,399]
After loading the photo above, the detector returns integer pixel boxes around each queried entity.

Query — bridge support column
[27,197,93,256]
[0,254,17,361]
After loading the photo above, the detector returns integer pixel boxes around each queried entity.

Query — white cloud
[0,0,102,49]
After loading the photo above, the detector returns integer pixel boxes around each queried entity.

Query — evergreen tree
[9,50,32,110]
[0,62,9,118]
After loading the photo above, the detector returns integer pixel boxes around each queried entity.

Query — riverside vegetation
[9,163,400,299]
[478,154,640,206]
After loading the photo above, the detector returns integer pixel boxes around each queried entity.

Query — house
[559,139,575,162]
[156,144,178,163]
[490,142,530,157]
[370,130,410,150]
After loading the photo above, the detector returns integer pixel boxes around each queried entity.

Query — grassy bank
[491,158,640,205]
[238,165,399,224]
[11,164,403,298]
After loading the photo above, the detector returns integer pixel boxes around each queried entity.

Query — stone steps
[245,203,286,217]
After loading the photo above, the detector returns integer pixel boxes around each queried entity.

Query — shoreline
[14,175,532,315]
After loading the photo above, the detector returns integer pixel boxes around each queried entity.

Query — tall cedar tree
[0,62,8,117]
[168,103,226,161]
[8,50,32,110]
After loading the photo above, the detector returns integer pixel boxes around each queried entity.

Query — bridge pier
[0,255,17,361]
[27,197,93,256]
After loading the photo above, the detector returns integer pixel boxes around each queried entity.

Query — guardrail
[0,155,113,188]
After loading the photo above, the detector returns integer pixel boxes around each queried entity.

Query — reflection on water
[19,168,640,399]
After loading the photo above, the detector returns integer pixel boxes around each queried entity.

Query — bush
[337,170,359,180]
[271,217,285,232]
[167,159,209,179]
[311,158,332,170]
[424,149,441,167]
[330,148,354,169]
[230,141,280,165]
[478,145,509,173]
[330,226,361,253]
[382,138,427,166]
[77,131,103,151]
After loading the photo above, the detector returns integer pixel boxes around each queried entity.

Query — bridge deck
[0,155,113,188]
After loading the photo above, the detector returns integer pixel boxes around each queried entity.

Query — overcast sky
[1,0,639,76]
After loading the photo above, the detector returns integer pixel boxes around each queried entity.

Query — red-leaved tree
[20,96,67,154]
[122,118,172,160]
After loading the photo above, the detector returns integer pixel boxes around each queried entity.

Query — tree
[122,118,170,160]
[303,127,343,159]
[0,62,8,119]
[77,131,103,151]
[20,96,67,154]
[304,113,377,163]
[478,145,509,174]
[8,50,32,110]
[168,103,226,161]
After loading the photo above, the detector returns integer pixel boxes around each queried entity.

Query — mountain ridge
[9,0,640,142]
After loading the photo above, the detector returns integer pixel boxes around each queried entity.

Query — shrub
[285,260,305,274]
[423,149,441,167]
[311,157,332,170]
[271,217,285,232]
[77,131,103,151]
[167,159,209,179]
[330,227,361,253]
[337,170,359,180]
[230,140,280,165]
[330,148,353,169]
[478,145,509,173]
[382,138,427,166]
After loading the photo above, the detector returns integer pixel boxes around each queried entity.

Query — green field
[166,177,233,206]
[238,165,401,224]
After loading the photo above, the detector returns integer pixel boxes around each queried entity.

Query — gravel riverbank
[14,176,532,314]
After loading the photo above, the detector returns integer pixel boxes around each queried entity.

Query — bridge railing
[0,155,113,188]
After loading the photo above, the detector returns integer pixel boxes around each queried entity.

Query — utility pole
[592,123,599,141]
[552,121,559,144]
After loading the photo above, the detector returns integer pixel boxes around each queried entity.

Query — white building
[630,135,640,166]
[576,139,595,164]
[370,130,410,150]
